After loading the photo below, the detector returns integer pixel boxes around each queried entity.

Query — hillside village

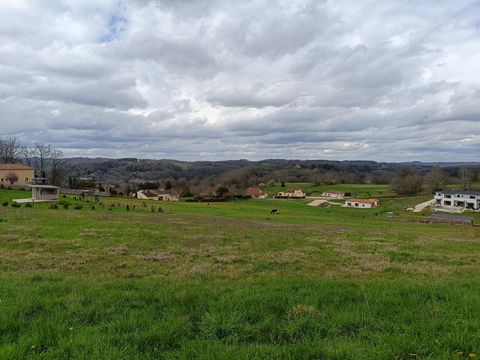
[2,160,479,228]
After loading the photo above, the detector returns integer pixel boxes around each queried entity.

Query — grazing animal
[271,208,279,214]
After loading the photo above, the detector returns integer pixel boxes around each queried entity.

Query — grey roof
[430,214,474,222]
[437,189,480,196]
[28,184,60,189]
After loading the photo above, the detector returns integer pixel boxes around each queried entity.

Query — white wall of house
[277,189,306,198]
[435,192,480,210]
[322,192,344,199]
[346,201,374,208]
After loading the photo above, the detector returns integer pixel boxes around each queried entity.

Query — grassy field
[1,187,480,359]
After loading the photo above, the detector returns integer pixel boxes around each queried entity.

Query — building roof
[430,214,474,222]
[347,198,379,204]
[138,189,159,198]
[247,187,263,196]
[28,185,59,189]
[0,163,34,170]
[437,189,480,196]
[285,188,304,193]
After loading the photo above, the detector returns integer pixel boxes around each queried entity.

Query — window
[25,178,29,182]
[445,195,451,198]
[471,196,476,199]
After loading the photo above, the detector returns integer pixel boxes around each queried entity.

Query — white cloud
[0,0,479,161]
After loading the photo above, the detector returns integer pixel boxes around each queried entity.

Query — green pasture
[1,186,480,359]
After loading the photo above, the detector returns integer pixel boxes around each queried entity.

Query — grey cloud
[0,0,479,161]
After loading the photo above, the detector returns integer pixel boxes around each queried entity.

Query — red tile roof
[247,187,263,196]
[0,163,34,170]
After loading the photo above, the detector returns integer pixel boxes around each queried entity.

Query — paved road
[413,200,434,212]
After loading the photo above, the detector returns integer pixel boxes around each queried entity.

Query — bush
[63,203,70,209]
[2,201,8,207]
[74,203,83,210]
[11,202,21,208]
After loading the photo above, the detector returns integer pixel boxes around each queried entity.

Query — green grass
[1,188,480,359]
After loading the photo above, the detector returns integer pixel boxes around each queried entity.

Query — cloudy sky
[0,0,479,161]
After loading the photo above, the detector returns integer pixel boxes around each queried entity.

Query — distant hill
[63,157,480,187]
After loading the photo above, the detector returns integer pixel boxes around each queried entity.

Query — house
[0,163,34,186]
[276,188,306,199]
[246,187,268,199]
[345,198,379,209]
[322,191,345,199]
[158,193,179,202]
[136,189,179,202]
[136,189,159,200]
[429,214,474,226]
[434,190,480,210]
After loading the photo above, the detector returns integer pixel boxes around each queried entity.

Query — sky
[0,0,479,161]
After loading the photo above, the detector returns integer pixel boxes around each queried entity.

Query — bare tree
[391,166,423,195]
[459,168,475,190]
[33,143,53,177]
[5,172,19,185]
[0,136,20,163]
[425,167,447,194]
[48,148,66,186]
[19,146,35,168]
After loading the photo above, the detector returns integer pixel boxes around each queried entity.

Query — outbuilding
[30,185,60,202]
[429,214,474,226]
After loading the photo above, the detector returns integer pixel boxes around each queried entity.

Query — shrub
[63,203,70,209]
[11,202,21,208]
[74,203,83,210]
[2,201,8,207]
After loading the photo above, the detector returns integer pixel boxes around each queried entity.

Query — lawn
[1,188,480,359]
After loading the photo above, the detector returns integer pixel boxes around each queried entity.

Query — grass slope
[1,188,480,359]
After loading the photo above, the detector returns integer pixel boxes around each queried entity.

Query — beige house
[0,163,34,186]
[345,198,379,209]
[322,191,345,199]
[136,189,179,202]
[246,187,268,199]
[276,188,306,198]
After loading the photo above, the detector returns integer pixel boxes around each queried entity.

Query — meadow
[1,186,480,359]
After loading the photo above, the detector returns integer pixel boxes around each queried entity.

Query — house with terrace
[434,190,480,210]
